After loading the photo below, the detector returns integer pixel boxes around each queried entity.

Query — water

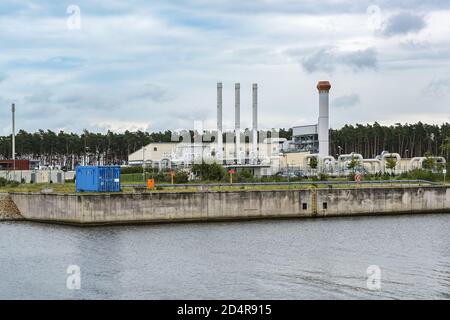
[1,214,449,299]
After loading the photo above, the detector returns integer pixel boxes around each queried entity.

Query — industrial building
[128,80,446,177]
[128,81,331,176]
[0,160,30,171]
[129,140,287,176]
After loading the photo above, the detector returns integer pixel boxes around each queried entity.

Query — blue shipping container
[76,166,121,193]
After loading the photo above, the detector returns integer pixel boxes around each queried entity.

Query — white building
[128,140,286,176]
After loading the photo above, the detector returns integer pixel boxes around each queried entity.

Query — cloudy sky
[0,0,449,135]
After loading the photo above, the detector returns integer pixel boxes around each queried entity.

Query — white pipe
[382,153,401,163]
[381,153,401,173]
[337,153,363,172]
[338,153,363,162]
[409,157,425,170]
[322,155,335,163]
[409,156,447,170]
[321,155,335,172]
[321,155,335,166]
[363,159,382,173]
[433,156,447,164]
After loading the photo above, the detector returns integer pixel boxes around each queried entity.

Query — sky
[0,0,449,135]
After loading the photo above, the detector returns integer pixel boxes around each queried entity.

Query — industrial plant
[128,81,446,177]
[0,80,446,184]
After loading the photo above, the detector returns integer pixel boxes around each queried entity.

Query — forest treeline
[0,122,449,169]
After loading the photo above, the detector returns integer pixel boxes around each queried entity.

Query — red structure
[0,160,30,170]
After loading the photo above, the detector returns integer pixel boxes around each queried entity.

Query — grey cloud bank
[300,47,378,73]
[382,12,426,36]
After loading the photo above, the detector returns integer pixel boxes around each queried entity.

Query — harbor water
[0,214,449,299]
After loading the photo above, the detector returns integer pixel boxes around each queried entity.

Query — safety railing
[123,179,440,190]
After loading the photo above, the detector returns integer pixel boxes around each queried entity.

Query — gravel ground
[0,193,23,220]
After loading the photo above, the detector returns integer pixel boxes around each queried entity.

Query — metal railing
[122,179,440,189]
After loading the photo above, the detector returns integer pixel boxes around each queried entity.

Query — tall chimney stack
[217,82,223,161]
[235,83,241,164]
[252,84,258,164]
[317,81,331,157]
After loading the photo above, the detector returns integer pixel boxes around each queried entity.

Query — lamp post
[142,147,146,183]
[282,153,289,182]
[279,152,284,175]
[11,103,15,171]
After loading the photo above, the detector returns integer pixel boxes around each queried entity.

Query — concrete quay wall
[8,186,450,225]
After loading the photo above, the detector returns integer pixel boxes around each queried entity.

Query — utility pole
[142,147,146,183]
[12,103,16,171]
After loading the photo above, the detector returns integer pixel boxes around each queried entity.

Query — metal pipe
[338,153,363,162]
[409,157,426,170]
[381,153,401,173]
[362,159,382,173]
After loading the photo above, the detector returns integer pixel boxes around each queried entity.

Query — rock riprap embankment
[0,193,23,221]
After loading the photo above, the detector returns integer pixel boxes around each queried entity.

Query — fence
[122,179,440,191]
[0,170,75,184]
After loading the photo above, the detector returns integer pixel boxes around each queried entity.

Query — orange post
[169,171,176,185]
[228,169,236,184]
[147,179,155,190]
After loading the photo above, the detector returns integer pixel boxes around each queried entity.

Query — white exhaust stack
[252,84,258,164]
[217,82,223,161]
[235,83,241,164]
[317,81,331,157]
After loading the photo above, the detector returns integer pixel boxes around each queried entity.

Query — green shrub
[237,169,254,183]
[192,162,226,182]
[0,177,7,187]
[7,181,20,188]
[381,173,392,180]
[174,171,189,184]
[121,166,144,174]
[398,169,441,182]
[308,157,318,169]
[155,171,171,183]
